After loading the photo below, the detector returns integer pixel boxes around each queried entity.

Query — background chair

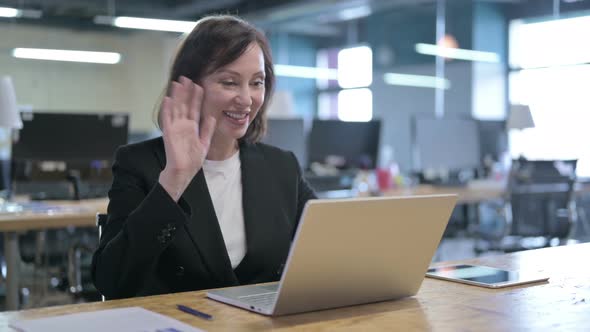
[16,217,103,307]
[66,213,107,302]
[477,159,577,253]
[95,213,108,302]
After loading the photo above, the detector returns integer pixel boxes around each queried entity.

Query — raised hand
[158,76,216,201]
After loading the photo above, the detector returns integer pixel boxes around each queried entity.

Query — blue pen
[176,304,213,320]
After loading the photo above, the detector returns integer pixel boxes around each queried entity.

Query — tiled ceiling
[1,0,316,19]
[2,0,589,36]
[0,0,442,36]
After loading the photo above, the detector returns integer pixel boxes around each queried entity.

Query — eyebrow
[216,69,265,77]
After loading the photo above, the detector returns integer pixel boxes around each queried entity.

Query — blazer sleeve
[91,144,190,299]
[290,151,317,224]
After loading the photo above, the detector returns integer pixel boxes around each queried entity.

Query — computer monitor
[308,120,381,170]
[477,120,508,163]
[12,112,128,162]
[413,116,480,172]
[262,118,306,168]
[11,112,129,199]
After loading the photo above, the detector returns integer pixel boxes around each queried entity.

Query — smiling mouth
[223,111,249,120]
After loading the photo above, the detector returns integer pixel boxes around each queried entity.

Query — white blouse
[202,151,246,269]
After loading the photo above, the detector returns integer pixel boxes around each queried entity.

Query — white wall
[0,22,183,132]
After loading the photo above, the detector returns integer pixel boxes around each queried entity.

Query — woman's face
[200,42,266,144]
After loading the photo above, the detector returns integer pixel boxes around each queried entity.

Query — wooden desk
[384,184,504,205]
[2,243,588,331]
[384,181,590,205]
[0,198,108,311]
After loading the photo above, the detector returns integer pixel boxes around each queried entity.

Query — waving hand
[158,76,216,201]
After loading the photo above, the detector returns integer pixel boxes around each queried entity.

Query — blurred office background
[1,0,590,309]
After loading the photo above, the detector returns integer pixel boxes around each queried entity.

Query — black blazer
[91,137,316,299]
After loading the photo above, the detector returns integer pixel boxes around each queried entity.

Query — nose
[235,85,253,108]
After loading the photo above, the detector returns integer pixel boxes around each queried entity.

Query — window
[317,46,373,122]
[337,88,372,122]
[509,14,590,177]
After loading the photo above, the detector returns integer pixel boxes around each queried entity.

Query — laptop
[207,194,457,316]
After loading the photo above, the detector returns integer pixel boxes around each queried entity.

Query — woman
[91,15,316,300]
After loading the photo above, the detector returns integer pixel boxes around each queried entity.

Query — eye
[251,80,265,87]
[221,80,238,86]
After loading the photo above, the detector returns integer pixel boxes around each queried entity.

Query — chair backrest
[95,213,108,302]
[507,159,577,238]
[96,213,108,240]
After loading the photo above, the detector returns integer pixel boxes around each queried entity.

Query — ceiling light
[274,64,338,80]
[415,43,500,63]
[383,73,450,89]
[0,6,20,17]
[12,48,121,64]
[338,6,371,21]
[94,15,196,33]
[0,6,41,18]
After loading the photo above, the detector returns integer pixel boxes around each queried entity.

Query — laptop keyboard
[238,291,278,309]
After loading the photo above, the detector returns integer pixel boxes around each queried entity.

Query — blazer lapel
[239,143,283,267]
[181,171,238,285]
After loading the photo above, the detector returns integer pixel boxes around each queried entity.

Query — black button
[176,266,185,277]
[157,234,168,244]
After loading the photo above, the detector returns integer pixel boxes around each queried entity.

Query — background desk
[2,243,588,331]
[384,182,590,205]
[0,198,108,311]
[384,184,504,204]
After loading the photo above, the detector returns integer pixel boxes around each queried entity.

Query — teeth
[224,112,247,120]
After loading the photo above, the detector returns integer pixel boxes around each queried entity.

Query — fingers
[169,81,184,120]
[188,83,203,122]
[160,96,173,131]
[169,76,194,120]
[179,77,194,120]
[199,114,217,146]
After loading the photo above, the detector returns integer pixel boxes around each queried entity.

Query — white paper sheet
[10,306,205,332]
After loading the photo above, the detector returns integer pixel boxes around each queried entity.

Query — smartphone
[426,264,549,288]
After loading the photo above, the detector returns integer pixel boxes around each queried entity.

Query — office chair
[478,159,577,253]
[18,229,77,308]
[64,213,107,302]
[14,216,103,307]
[96,213,108,302]
[96,213,108,239]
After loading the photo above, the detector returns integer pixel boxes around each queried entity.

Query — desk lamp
[0,75,23,203]
[507,104,535,158]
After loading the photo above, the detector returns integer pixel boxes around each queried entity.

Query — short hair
[155,15,274,143]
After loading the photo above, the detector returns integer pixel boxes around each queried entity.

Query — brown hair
[154,15,274,143]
